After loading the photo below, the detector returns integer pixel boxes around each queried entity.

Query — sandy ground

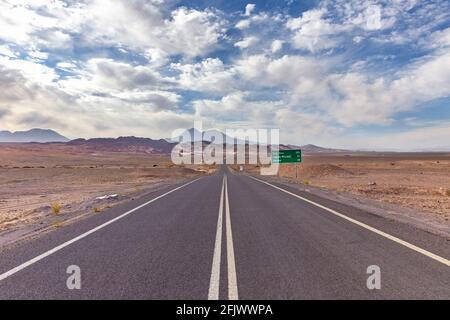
[0,144,214,232]
[236,152,450,219]
[1,145,449,237]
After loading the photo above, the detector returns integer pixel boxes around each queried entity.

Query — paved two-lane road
[0,166,449,299]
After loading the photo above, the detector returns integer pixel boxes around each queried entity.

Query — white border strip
[0,178,202,282]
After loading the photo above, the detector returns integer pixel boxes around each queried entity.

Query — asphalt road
[0,166,449,299]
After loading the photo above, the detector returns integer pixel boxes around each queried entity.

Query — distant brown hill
[0,129,347,155]
[64,138,341,155]
[67,136,176,154]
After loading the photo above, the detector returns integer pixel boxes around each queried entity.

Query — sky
[0,0,449,150]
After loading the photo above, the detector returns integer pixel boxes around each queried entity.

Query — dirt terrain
[1,144,449,235]
[238,152,450,218]
[0,143,214,232]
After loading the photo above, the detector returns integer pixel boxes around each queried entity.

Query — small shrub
[303,179,310,185]
[93,206,101,213]
[51,203,62,215]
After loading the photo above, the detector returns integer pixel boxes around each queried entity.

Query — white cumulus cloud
[245,4,256,16]
[234,36,258,49]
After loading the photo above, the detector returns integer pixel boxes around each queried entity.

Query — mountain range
[67,137,176,154]
[0,129,69,143]
[5,128,446,153]
[0,128,352,153]
[167,128,253,144]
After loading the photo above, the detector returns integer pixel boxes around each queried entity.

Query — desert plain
[237,152,450,219]
[0,143,213,232]
[0,143,449,236]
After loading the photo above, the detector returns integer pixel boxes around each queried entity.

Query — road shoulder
[0,176,201,251]
[243,172,450,238]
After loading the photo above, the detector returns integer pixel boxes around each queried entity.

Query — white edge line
[0,177,202,282]
[225,175,239,300]
[208,175,225,300]
[248,175,450,267]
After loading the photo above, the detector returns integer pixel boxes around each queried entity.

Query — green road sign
[272,149,302,163]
